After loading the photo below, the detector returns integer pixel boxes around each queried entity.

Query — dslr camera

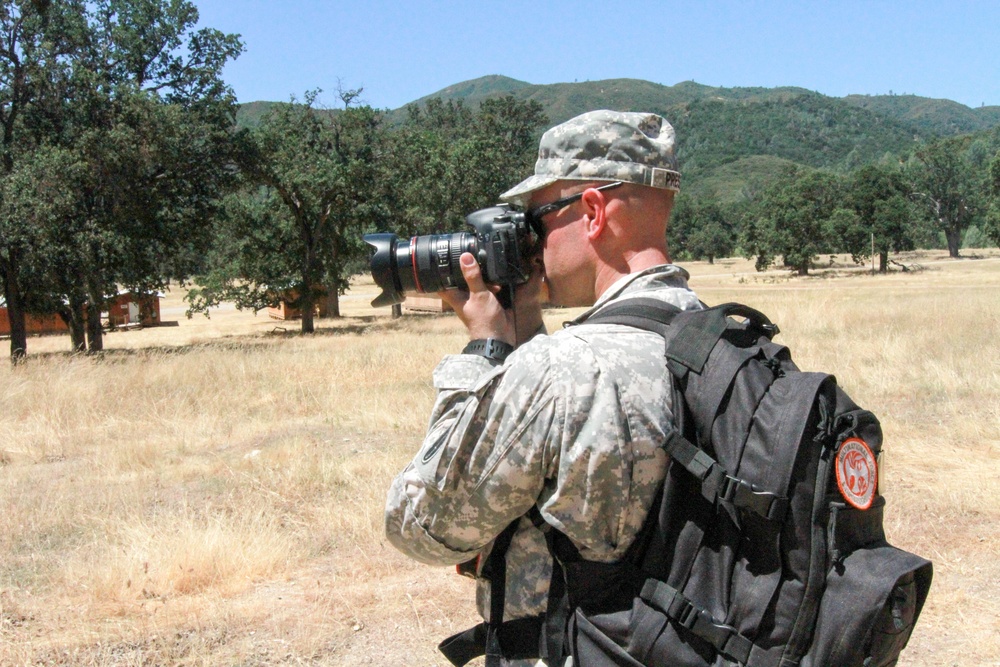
[364,205,540,310]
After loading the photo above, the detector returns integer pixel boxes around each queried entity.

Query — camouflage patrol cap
[500,109,681,207]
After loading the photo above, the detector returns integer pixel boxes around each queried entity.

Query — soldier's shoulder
[512,321,660,375]
[506,326,600,375]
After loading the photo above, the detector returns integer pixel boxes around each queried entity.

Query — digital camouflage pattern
[385,265,702,666]
[500,110,681,208]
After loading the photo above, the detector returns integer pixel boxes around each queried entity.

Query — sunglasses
[525,181,624,239]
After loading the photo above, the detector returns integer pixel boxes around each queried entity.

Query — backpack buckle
[719,474,745,505]
[670,596,751,663]
[720,474,789,522]
[668,596,699,630]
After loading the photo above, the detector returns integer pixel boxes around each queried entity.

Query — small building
[107,291,162,327]
[1,291,162,338]
[267,289,338,320]
[403,295,452,313]
[0,299,69,336]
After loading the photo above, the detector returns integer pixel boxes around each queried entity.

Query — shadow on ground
[13,312,454,365]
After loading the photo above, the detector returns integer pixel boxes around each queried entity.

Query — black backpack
[440,299,932,667]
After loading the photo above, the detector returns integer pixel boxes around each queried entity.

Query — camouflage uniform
[385,265,701,665]
[385,109,689,666]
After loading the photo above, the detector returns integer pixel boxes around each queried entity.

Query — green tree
[0,0,87,360]
[1,145,93,350]
[984,152,1000,248]
[838,164,915,272]
[387,99,473,235]
[189,90,387,333]
[0,0,242,357]
[666,194,695,259]
[668,195,735,263]
[907,136,984,258]
[991,151,1000,194]
[463,96,548,207]
[742,168,844,275]
[389,96,546,234]
[64,94,239,352]
[66,0,241,353]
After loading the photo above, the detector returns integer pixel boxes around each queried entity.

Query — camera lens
[364,232,477,308]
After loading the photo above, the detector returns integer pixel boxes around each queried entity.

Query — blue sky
[194,0,1000,111]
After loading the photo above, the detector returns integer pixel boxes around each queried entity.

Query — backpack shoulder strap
[438,517,543,666]
[586,298,779,376]
[584,296,682,335]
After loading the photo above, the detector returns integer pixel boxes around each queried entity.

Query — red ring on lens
[410,237,423,293]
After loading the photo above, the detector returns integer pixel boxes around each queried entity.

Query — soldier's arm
[384,345,558,566]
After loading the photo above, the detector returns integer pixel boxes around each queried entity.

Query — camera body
[364,205,537,309]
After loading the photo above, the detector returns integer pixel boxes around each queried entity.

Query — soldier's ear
[581,187,608,241]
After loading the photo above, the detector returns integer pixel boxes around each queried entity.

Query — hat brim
[499,174,560,208]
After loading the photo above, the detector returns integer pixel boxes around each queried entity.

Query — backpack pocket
[570,607,647,667]
[802,543,932,667]
[569,595,739,667]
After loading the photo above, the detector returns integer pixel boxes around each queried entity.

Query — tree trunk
[391,303,402,319]
[86,300,103,352]
[57,300,87,352]
[879,250,889,273]
[3,273,28,363]
[328,289,340,317]
[945,227,962,258]
[797,263,809,276]
[300,290,315,334]
[69,318,86,352]
[318,288,341,319]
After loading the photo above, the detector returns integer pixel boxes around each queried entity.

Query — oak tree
[0,0,242,357]
[742,169,845,275]
[188,91,387,333]
[907,136,984,258]
[839,164,916,272]
[984,152,1000,248]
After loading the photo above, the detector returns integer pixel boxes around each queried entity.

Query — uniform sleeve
[384,342,559,566]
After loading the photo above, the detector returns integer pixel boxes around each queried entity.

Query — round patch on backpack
[836,437,878,510]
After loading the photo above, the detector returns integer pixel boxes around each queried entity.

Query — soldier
[385,110,699,666]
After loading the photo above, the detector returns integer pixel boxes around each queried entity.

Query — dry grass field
[2,249,998,666]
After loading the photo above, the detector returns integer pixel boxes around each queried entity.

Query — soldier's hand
[439,253,545,347]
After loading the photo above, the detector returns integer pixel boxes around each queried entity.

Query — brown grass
[2,250,999,666]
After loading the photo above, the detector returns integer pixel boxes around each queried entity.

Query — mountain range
[237,75,1000,202]
[405,75,1000,135]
